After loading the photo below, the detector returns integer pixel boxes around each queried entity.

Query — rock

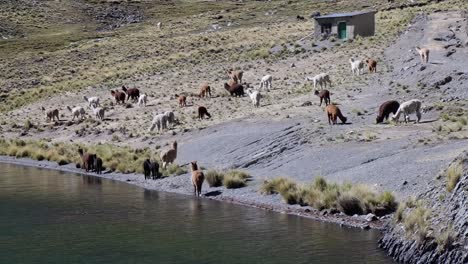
[361,224,370,230]
[433,76,452,87]
[304,208,311,213]
[419,65,426,71]
[403,180,408,185]
[365,213,378,222]
[300,101,312,107]
[290,63,296,68]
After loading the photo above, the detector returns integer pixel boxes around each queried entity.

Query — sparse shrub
[435,226,455,252]
[394,203,405,223]
[404,205,430,243]
[205,170,224,187]
[338,194,363,215]
[446,161,462,192]
[223,170,250,189]
[260,177,296,195]
[163,163,186,177]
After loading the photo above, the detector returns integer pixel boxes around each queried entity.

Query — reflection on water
[0,163,394,264]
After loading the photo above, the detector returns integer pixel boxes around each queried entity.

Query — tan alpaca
[199,83,212,98]
[415,46,429,64]
[190,161,205,197]
[160,141,177,169]
[41,107,59,122]
[227,69,243,84]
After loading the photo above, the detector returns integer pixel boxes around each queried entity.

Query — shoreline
[0,155,389,230]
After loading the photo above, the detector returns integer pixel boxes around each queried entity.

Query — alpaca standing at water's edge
[190,161,205,197]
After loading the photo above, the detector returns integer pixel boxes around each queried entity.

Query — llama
[111,90,126,104]
[246,88,261,108]
[78,148,95,172]
[94,156,103,175]
[160,141,177,169]
[314,89,330,106]
[365,59,377,73]
[415,46,430,64]
[306,73,332,90]
[67,106,86,121]
[176,94,187,107]
[326,104,347,125]
[41,107,59,122]
[198,106,211,119]
[259,75,272,91]
[349,58,365,76]
[91,106,105,120]
[143,159,152,180]
[224,83,244,97]
[164,111,175,128]
[138,94,147,107]
[228,69,243,84]
[122,86,140,102]
[391,99,422,123]
[190,161,205,197]
[199,83,212,98]
[376,100,400,124]
[148,114,167,132]
[83,95,100,108]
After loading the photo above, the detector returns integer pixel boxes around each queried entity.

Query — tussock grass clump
[223,170,250,189]
[162,163,187,177]
[446,161,462,192]
[205,170,224,187]
[260,177,297,195]
[435,226,455,252]
[403,205,431,243]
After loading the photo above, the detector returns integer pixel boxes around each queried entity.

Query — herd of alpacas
[69,47,429,196]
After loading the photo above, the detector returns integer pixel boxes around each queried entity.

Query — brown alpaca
[325,104,347,125]
[190,161,205,197]
[41,107,59,122]
[160,141,177,169]
[176,94,187,107]
[227,78,237,87]
[121,86,140,102]
[365,59,377,73]
[198,106,211,120]
[199,83,212,98]
[314,89,330,106]
[223,83,245,97]
[111,90,126,104]
[227,69,243,84]
[415,46,429,64]
[78,148,95,172]
[376,100,400,124]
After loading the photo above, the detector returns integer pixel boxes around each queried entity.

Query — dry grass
[403,204,431,243]
[446,160,463,192]
[205,169,224,187]
[222,170,251,189]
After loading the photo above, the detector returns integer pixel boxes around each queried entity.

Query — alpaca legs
[416,111,422,123]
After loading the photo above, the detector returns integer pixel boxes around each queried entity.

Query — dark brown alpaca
[121,86,140,102]
[198,106,211,120]
[376,100,400,124]
[314,89,330,106]
[94,156,103,174]
[223,83,244,97]
[78,148,95,172]
[365,59,377,73]
[199,83,211,98]
[190,161,205,197]
[111,90,126,104]
[325,104,347,125]
[177,95,187,107]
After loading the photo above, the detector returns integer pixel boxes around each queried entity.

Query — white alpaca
[164,111,175,128]
[149,114,168,132]
[258,75,272,91]
[67,106,86,121]
[138,94,147,107]
[415,46,429,64]
[246,88,261,108]
[391,99,422,123]
[306,73,331,90]
[91,106,105,121]
[349,58,365,76]
[83,95,100,108]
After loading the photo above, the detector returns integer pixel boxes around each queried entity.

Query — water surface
[0,163,394,264]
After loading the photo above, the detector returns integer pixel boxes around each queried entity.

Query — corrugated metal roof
[315,10,375,19]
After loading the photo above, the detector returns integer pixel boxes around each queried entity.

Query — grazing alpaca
[376,100,400,124]
[199,83,212,98]
[150,161,160,179]
[415,46,430,64]
[306,73,332,90]
[83,95,100,108]
[246,88,261,108]
[314,89,330,106]
[365,59,377,73]
[67,106,86,121]
[391,99,422,123]
[138,94,147,107]
[160,141,177,169]
[78,148,95,172]
[41,107,59,122]
[227,78,237,87]
[121,86,140,102]
[148,114,167,132]
[143,159,152,180]
[91,106,105,120]
[190,161,205,197]
[228,69,243,84]
[223,83,244,97]
[259,74,272,91]
[176,94,187,107]
[349,58,365,76]
[94,156,103,174]
[325,104,347,125]
[111,90,126,104]
[198,106,211,120]
[164,111,175,128]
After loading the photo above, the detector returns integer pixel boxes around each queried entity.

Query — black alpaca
[143,159,152,180]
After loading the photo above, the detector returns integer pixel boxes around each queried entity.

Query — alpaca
[190,161,205,197]
[227,78,237,87]
[326,104,347,125]
[94,156,103,175]
[199,83,212,98]
[160,141,177,169]
[150,161,160,179]
[376,100,400,124]
[259,74,272,91]
[415,46,430,64]
[78,148,95,172]
[164,111,175,128]
[198,106,211,119]
[176,94,187,107]
[306,73,331,90]
[111,90,126,104]
[228,69,243,84]
[314,89,330,106]
[223,83,244,97]
[148,114,168,132]
[365,59,377,73]
[138,94,147,107]
[246,88,261,107]
[41,107,59,122]
[83,95,100,108]
[391,99,422,123]
[67,106,86,121]
[91,106,105,120]
[143,159,152,180]
[349,58,365,76]
[121,86,140,102]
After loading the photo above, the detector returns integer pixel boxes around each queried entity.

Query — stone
[365,213,378,222]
